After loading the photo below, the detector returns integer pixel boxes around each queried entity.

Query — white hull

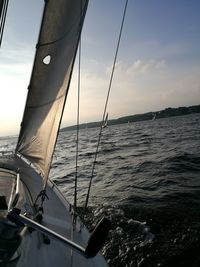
[0,155,108,267]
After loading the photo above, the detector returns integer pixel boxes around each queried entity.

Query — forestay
[16,0,88,180]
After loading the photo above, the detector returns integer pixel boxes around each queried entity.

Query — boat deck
[0,155,109,267]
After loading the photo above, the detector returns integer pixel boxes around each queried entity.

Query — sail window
[43,55,51,65]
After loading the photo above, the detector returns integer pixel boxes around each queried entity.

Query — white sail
[16,0,88,180]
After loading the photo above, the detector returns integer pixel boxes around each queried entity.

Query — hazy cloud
[127,59,166,74]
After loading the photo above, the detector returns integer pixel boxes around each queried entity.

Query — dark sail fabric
[16,0,88,180]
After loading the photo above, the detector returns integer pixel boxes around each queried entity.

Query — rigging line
[0,0,6,41]
[0,0,9,39]
[0,0,9,48]
[73,1,82,224]
[74,39,81,219]
[84,0,129,209]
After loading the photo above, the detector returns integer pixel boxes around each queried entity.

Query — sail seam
[36,2,88,48]
[26,93,65,108]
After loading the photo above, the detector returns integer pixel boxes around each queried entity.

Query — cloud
[0,46,34,80]
[127,59,166,74]
[0,62,32,77]
[129,40,189,62]
[0,48,33,136]
[105,59,166,84]
[63,59,169,125]
[1,47,199,136]
[106,61,123,75]
[69,59,200,121]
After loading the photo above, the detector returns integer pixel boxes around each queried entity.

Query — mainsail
[16,0,88,180]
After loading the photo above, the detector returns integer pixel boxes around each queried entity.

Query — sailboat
[152,112,156,121]
[0,1,110,266]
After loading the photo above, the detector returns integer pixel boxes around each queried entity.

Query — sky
[0,0,200,136]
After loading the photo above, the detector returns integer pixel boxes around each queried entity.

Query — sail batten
[16,0,89,180]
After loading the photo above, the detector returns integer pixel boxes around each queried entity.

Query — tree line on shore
[61,104,200,132]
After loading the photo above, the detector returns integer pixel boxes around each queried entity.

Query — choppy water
[1,113,200,267]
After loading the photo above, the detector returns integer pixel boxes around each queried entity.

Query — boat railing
[16,152,42,176]
[0,167,21,212]
[10,173,20,208]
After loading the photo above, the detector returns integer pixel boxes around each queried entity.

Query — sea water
[1,113,200,267]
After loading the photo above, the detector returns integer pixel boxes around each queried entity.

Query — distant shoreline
[60,104,200,132]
